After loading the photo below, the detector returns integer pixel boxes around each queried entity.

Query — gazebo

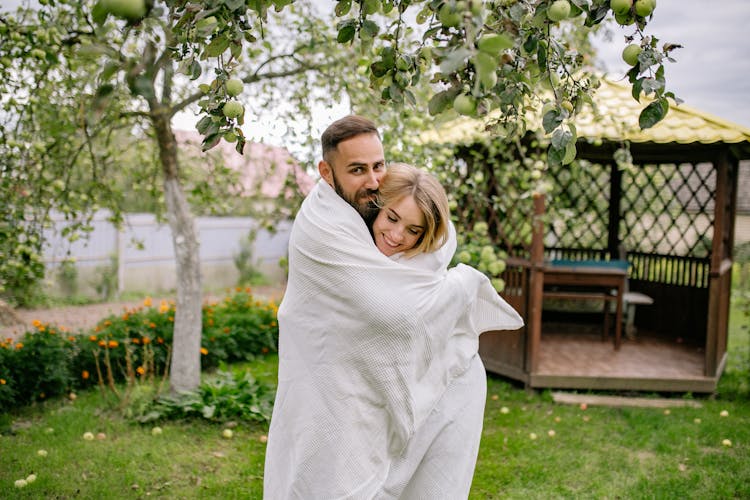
[427,79,750,393]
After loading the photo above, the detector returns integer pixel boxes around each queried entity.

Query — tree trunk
[153,114,202,393]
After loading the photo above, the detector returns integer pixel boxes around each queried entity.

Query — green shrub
[136,366,275,423]
[0,289,279,412]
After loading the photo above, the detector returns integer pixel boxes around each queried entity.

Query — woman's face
[372,195,426,256]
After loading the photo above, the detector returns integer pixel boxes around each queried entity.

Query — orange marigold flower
[131,338,141,345]
[200,347,208,355]
[122,313,129,321]
[223,327,230,334]
[157,337,164,344]
[149,322,156,329]
[95,325,102,332]
[142,336,151,345]
[32,319,42,328]
[245,286,252,294]
[104,320,111,327]
[108,340,118,348]
[98,340,106,347]
[68,336,76,342]
[39,326,46,332]
[0,379,6,385]
[60,326,68,332]
[168,316,174,322]
[89,335,98,342]
[136,366,145,376]
[15,343,23,350]
[159,300,169,313]
[82,370,90,380]
[143,296,153,307]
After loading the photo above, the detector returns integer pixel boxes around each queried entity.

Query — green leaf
[542,109,562,134]
[428,90,452,116]
[205,36,230,58]
[196,116,213,135]
[130,74,155,100]
[335,0,352,16]
[99,62,119,83]
[336,19,356,43]
[91,1,109,25]
[360,20,379,40]
[369,61,388,77]
[639,98,669,129]
[536,41,547,69]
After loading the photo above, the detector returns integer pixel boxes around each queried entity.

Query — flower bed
[0,288,279,412]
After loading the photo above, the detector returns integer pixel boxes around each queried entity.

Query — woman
[369,162,492,499]
[370,162,450,259]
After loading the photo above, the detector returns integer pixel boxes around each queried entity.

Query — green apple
[222,428,234,439]
[453,94,477,116]
[634,0,655,17]
[225,78,243,97]
[222,100,244,119]
[547,0,571,22]
[100,0,147,21]
[614,10,635,25]
[622,44,642,66]
[609,0,633,15]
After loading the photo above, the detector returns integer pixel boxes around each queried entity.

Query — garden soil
[0,284,286,342]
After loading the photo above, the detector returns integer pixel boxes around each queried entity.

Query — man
[316,114,386,223]
[263,115,522,499]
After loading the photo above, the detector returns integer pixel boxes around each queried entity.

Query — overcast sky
[4,0,749,132]
[593,0,750,129]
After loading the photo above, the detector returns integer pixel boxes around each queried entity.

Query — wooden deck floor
[529,323,717,392]
[538,330,705,379]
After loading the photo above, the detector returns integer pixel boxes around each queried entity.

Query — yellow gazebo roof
[422,78,750,148]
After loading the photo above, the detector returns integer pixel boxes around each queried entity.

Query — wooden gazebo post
[527,193,546,374]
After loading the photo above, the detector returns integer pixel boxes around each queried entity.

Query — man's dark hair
[321,115,380,163]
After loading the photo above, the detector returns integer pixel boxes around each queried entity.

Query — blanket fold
[264,180,523,499]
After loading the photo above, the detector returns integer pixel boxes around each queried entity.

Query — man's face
[318,133,386,220]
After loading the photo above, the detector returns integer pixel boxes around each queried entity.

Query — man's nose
[364,170,379,189]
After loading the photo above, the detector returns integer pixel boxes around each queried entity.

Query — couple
[263,115,523,499]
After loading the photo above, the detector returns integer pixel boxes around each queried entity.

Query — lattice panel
[544,160,611,250]
[446,148,536,257]
[620,162,715,258]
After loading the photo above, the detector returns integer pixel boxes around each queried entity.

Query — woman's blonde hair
[377,162,450,257]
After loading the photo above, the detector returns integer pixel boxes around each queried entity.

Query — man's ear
[318,160,334,187]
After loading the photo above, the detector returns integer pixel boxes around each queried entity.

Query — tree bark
[152,113,202,393]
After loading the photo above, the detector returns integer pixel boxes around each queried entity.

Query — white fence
[43,211,292,296]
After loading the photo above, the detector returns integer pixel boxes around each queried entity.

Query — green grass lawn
[1,305,748,498]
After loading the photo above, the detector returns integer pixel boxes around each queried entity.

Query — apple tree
[1,0,676,393]
[0,0,354,393]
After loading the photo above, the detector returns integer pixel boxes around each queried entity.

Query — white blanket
[263,180,523,499]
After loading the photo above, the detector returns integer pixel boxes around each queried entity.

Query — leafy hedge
[0,289,279,413]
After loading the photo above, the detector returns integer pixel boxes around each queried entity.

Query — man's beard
[332,175,379,224]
